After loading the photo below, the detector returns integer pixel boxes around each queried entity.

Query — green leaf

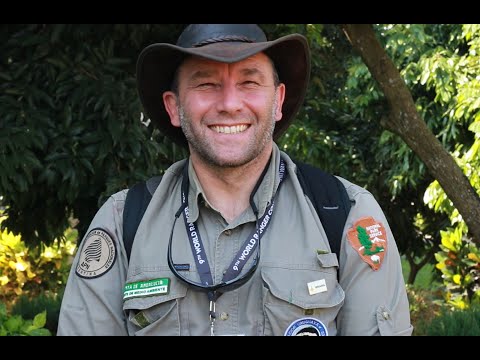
[0,72,12,81]
[4,315,22,333]
[468,121,480,134]
[70,125,84,136]
[441,235,456,252]
[94,96,105,112]
[33,310,47,328]
[45,57,67,69]
[102,103,111,120]
[420,69,430,85]
[4,88,23,96]
[45,153,68,162]
[80,158,95,174]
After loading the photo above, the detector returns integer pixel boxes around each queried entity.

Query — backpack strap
[122,176,162,262]
[293,160,351,260]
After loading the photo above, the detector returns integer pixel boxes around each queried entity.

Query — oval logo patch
[75,228,116,279]
[284,317,328,336]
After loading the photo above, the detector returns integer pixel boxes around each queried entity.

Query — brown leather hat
[136,24,310,147]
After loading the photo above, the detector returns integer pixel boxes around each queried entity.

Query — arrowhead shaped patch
[347,216,387,271]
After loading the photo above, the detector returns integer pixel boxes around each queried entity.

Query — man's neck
[190,151,272,222]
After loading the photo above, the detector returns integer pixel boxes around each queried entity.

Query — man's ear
[275,83,286,122]
[163,91,181,127]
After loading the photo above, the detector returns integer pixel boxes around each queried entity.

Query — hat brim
[136,34,310,148]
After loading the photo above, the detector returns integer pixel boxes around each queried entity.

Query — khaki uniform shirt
[57,144,413,336]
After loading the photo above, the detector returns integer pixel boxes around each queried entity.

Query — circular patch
[284,317,328,336]
[75,228,116,279]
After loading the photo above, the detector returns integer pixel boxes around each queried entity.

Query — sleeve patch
[346,216,387,271]
[75,228,117,279]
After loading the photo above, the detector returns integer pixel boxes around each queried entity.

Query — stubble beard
[178,97,278,168]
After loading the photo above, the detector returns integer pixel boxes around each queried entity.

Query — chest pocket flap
[261,259,344,309]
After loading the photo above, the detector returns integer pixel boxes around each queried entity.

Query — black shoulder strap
[122,176,162,262]
[293,160,351,260]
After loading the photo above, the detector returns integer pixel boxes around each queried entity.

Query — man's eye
[241,81,261,87]
[197,82,217,89]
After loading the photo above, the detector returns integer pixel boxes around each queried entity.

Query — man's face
[163,52,285,168]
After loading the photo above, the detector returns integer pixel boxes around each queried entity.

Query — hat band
[193,35,254,47]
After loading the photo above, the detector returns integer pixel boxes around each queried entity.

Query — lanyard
[181,158,286,296]
[178,158,287,334]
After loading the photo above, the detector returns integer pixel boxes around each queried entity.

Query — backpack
[122,160,351,263]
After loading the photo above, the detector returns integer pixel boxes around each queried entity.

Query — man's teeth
[211,125,248,134]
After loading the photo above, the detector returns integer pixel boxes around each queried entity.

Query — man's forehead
[180,52,272,74]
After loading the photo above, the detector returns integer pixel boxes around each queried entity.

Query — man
[57,24,413,336]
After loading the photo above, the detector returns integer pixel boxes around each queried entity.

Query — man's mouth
[210,125,249,134]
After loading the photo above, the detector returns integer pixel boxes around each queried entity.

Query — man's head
[136,24,311,148]
[162,51,285,167]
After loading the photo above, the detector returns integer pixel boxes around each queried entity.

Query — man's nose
[216,83,243,114]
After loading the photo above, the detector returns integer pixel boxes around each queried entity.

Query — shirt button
[220,312,229,321]
[382,311,390,320]
[224,229,232,236]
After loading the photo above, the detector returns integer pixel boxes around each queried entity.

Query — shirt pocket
[261,253,345,336]
[123,269,188,336]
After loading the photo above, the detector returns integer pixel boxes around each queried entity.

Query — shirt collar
[186,144,282,223]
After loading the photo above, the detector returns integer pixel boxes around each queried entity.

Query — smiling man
[57,24,413,336]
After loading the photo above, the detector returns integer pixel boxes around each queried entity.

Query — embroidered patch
[75,228,116,279]
[284,317,328,336]
[347,216,387,270]
[123,278,170,300]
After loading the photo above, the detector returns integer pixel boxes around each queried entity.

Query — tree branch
[340,24,480,244]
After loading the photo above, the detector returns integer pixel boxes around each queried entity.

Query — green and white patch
[123,278,170,300]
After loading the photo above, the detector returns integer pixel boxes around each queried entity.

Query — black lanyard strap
[167,158,287,301]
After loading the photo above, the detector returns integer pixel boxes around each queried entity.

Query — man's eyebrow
[239,67,266,79]
[187,69,217,82]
